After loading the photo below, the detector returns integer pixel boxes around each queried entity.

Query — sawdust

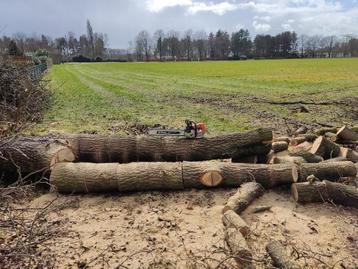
[15,188,358,269]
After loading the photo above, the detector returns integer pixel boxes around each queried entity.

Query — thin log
[272,156,306,164]
[299,133,317,142]
[273,136,291,144]
[294,141,313,151]
[222,210,250,237]
[68,128,273,163]
[222,182,265,214]
[225,227,253,268]
[314,127,338,136]
[266,241,302,269]
[299,161,357,181]
[272,141,288,153]
[294,126,307,136]
[339,147,358,163]
[290,137,306,146]
[310,136,340,159]
[51,162,298,193]
[291,180,358,208]
[324,132,337,141]
[336,126,358,142]
[289,148,323,163]
[0,137,75,180]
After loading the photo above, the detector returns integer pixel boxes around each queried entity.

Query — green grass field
[31,58,358,136]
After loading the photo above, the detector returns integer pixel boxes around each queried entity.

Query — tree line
[0,20,107,63]
[134,29,358,61]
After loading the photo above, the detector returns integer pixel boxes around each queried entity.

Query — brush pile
[0,56,50,137]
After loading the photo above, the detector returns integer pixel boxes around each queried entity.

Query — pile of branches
[0,55,50,137]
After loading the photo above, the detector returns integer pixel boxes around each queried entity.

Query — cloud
[281,23,293,31]
[146,0,238,15]
[146,0,192,12]
[252,20,271,33]
[187,2,238,15]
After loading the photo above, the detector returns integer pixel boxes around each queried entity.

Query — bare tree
[193,30,208,61]
[135,30,151,61]
[87,20,95,60]
[183,29,193,61]
[153,30,165,61]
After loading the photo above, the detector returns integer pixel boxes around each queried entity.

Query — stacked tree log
[269,125,358,208]
[0,137,75,182]
[67,127,273,163]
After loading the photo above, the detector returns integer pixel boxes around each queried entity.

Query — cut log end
[50,148,76,167]
[200,171,223,187]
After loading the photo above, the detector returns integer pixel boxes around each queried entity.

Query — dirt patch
[2,188,356,269]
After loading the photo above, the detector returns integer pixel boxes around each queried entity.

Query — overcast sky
[0,0,357,48]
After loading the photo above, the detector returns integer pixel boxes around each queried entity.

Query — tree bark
[222,210,250,237]
[231,143,272,162]
[294,126,307,136]
[289,148,323,163]
[225,227,253,269]
[266,241,302,269]
[68,128,273,163]
[310,136,340,159]
[51,161,299,193]
[294,141,313,151]
[299,161,357,181]
[322,156,347,163]
[336,126,358,142]
[291,180,358,208]
[272,141,288,153]
[0,137,75,180]
[298,133,317,142]
[222,182,265,214]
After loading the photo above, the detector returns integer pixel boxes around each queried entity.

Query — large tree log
[222,182,265,214]
[231,143,272,162]
[266,241,301,269]
[51,162,184,193]
[0,137,75,180]
[225,227,253,268]
[310,136,340,159]
[222,210,250,237]
[291,180,358,208]
[68,128,273,163]
[51,162,298,193]
[298,161,357,181]
[335,126,358,142]
[289,148,323,163]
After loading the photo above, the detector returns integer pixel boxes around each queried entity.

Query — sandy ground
[9,187,356,269]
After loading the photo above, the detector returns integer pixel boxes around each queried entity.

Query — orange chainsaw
[148,120,207,138]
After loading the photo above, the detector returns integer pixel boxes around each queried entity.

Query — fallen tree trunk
[299,161,357,181]
[222,182,265,214]
[222,210,250,237]
[225,227,253,268]
[266,241,302,269]
[291,180,358,208]
[68,128,273,163]
[51,162,298,193]
[0,137,75,180]
[310,136,340,159]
